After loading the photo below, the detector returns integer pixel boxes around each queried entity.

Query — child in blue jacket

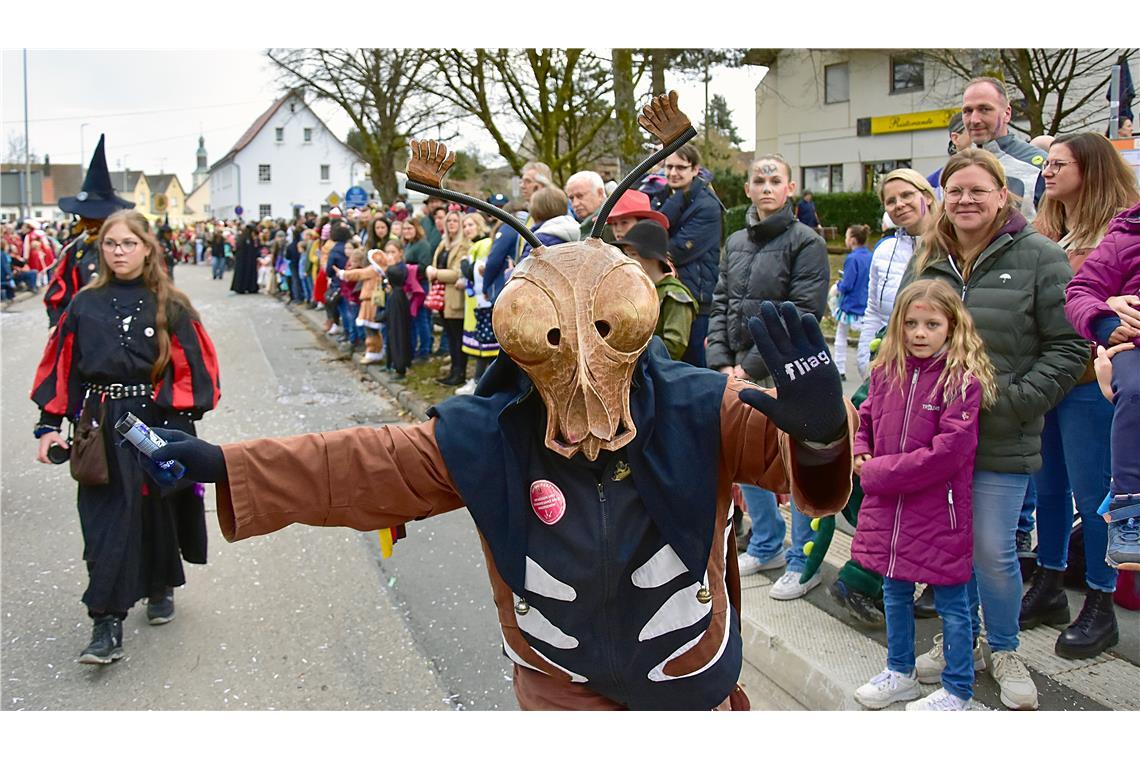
[833,224,872,380]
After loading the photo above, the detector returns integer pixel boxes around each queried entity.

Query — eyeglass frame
[663,161,693,173]
[1040,159,1076,174]
[943,186,999,203]
[101,238,141,253]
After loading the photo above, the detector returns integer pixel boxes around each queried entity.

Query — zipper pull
[596,482,606,501]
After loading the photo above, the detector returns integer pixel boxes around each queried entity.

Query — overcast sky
[1,49,766,195]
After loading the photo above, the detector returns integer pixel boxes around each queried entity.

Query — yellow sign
[326,192,342,207]
[870,108,959,135]
[152,193,169,213]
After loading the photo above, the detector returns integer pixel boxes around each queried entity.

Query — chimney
[43,154,51,176]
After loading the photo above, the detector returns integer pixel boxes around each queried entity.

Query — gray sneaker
[915,633,987,684]
[990,650,1039,710]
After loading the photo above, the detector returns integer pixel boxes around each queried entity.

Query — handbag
[69,396,109,486]
[424,281,447,312]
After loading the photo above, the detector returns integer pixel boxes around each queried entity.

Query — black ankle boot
[1019,567,1070,629]
[79,615,123,665]
[1055,589,1119,659]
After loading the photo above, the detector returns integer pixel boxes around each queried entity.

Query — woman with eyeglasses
[30,209,221,666]
[900,148,1087,710]
[1018,133,1140,659]
[857,170,939,378]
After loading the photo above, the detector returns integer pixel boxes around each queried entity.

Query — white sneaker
[327,323,343,335]
[990,650,1039,710]
[915,633,987,684]
[905,687,970,711]
[736,552,786,577]
[454,379,477,395]
[769,570,821,600]
[854,668,920,710]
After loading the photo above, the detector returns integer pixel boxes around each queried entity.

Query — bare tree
[265,48,454,200]
[421,49,617,183]
[925,48,1137,136]
[4,132,38,165]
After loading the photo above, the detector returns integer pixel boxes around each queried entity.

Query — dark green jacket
[403,238,433,270]
[655,275,697,360]
[901,213,1086,473]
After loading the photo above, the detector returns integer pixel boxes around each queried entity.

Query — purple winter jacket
[1065,200,1140,349]
[850,352,983,586]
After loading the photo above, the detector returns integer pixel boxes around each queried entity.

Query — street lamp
[80,122,91,163]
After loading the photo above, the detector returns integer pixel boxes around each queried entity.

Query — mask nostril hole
[547,328,561,346]
[595,321,611,338]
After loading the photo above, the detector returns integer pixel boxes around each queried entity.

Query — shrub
[811,192,884,234]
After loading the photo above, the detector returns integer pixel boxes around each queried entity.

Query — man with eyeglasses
[960,77,1047,221]
[44,135,136,329]
[649,143,724,367]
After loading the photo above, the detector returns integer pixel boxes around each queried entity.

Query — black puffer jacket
[901,211,1087,473]
[707,202,829,381]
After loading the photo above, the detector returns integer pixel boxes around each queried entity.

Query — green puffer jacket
[901,212,1087,473]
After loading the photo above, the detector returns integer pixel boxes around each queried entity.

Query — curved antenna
[405,179,542,250]
[590,125,697,238]
[404,139,541,250]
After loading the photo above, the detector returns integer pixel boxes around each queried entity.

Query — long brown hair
[1034,132,1140,251]
[88,210,199,386]
[871,279,997,408]
[911,148,1017,279]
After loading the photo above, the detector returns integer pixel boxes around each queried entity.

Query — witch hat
[58,134,135,219]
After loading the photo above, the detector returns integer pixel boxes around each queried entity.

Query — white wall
[209,95,366,220]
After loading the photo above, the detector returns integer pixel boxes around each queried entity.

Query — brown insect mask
[405,91,698,461]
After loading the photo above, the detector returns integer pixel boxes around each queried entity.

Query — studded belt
[85,382,153,400]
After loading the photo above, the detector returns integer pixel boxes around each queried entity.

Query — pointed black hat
[58,134,135,219]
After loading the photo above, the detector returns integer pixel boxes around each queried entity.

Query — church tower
[191,135,209,189]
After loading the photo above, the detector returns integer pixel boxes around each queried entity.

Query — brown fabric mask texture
[493,238,659,461]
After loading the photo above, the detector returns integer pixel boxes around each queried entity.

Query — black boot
[1055,589,1119,659]
[914,585,938,619]
[1019,567,1070,629]
[78,615,123,665]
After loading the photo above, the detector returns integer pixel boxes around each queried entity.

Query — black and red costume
[31,277,221,617]
[42,233,101,328]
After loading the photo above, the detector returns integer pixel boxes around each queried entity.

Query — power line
[5,99,265,124]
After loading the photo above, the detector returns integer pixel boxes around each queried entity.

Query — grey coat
[707,202,829,381]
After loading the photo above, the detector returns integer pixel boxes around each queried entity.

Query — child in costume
[833,224,872,381]
[614,219,696,361]
[458,213,498,395]
[335,247,385,365]
[851,279,996,711]
[1065,199,1140,569]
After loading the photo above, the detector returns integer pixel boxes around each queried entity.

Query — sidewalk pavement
[283,297,1139,711]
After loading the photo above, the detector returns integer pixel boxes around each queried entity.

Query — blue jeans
[211,255,227,280]
[339,298,364,344]
[1018,479,1037,535]
[1033,381,1116,592]
[884,578,973,701]
[740,485,812,572]
[967,470,1029,653]
[412,307,433,358]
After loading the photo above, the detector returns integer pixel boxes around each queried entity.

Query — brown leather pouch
[69,397,109,486]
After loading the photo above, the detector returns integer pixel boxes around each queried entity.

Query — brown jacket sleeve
[718,377,856,518]
[215,418,464,542]
[339,266,379,283]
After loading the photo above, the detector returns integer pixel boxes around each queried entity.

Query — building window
[275,127,284,142]
[824,62,849,104]
[320,164,330,181]
[802,164,844,194]
[259,204,272,219]
[890,56,925,94]
[258,164,271,183]
[304,128,313,143]
[863,160,912,192]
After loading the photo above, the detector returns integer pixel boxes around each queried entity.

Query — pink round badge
[529,480,566,525]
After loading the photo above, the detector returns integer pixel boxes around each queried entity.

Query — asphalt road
[1,264,514,711]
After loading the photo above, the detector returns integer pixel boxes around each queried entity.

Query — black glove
[738,301,846,445]
[150,428,228,483]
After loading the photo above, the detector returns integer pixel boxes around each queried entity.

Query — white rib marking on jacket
[524,556,577,601]
[631,544,688,588]
[513,594,578,649]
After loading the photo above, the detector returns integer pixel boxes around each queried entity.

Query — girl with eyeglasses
[901,148,1088,710]
[1019,133,1140,659]
[31,209,221,666]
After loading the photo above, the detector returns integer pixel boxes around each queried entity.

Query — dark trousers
[443,318,467,379]
[681,313,709,368]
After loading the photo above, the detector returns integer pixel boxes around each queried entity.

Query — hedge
[723,193,884,241]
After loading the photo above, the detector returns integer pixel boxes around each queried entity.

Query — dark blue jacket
[651,179,723,314]
[796,199,820,228]
[325,241,347,290]
[836,245,871,316]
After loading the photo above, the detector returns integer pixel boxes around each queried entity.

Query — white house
[208,89,369,220]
